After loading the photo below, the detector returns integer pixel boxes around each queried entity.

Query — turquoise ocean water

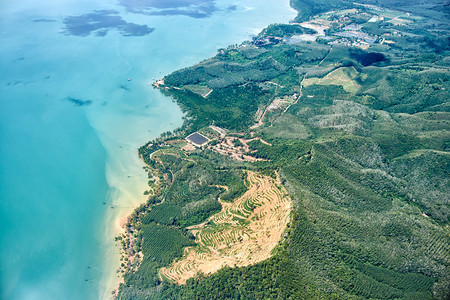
[0,1,295,299]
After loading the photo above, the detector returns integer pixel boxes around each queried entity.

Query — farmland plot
[160,171,292,284]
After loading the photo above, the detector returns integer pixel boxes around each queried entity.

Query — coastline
[88,95,185,299]
[101,150,150,299]
[0,0,299,297]
[96,1,298,298]
[94,113,183,299]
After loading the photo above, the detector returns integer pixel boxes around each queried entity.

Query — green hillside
[117,0,449,299]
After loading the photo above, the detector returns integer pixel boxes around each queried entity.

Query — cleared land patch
[160,171,292,284]
[210,136,271,161]
[184,84,213,98]
[303,66,362,93]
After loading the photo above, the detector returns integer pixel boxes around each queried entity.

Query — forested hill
[117,0,449,299]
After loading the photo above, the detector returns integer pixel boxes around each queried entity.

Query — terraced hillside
[160,171,292,284]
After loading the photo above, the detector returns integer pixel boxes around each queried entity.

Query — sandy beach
[99,149,150,299]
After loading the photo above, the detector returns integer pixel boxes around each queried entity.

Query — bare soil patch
[160,171,292,284]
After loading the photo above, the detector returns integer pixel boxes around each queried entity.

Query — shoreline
[99,150,150,300]
[100,1,298,297]
[90,88,185,299]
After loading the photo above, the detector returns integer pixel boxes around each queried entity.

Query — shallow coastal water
[0,0,296,299]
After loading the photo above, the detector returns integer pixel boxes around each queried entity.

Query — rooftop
[186,132,209,147]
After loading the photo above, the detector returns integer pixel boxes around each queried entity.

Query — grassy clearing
[183,84,212,98]
[303,66,363,93]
